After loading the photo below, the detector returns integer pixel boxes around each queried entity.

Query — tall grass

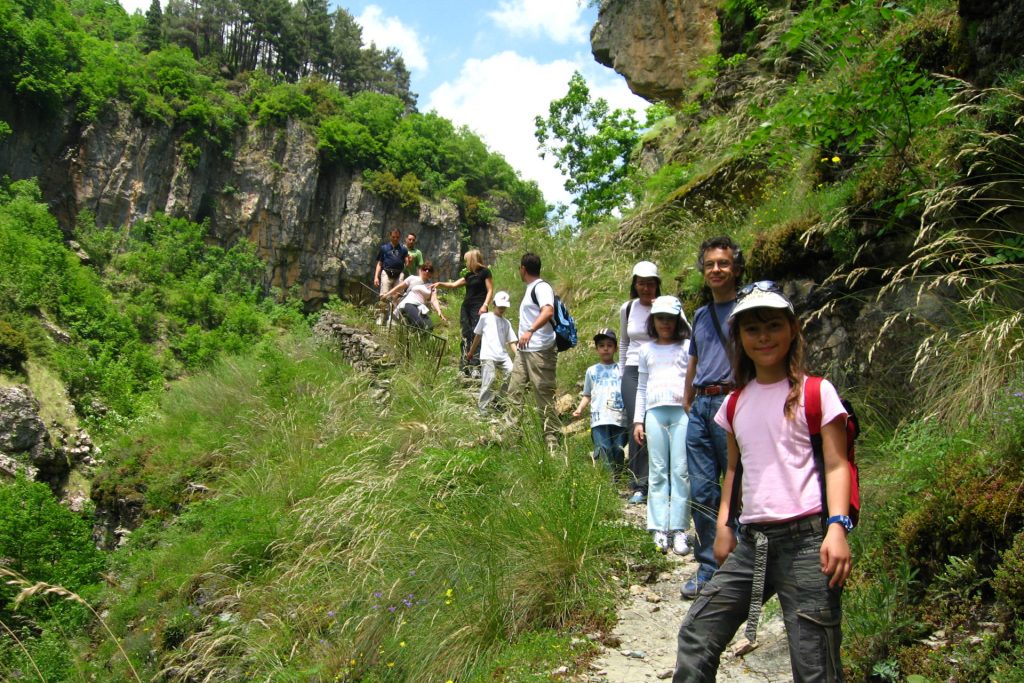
[74,328,646,681]
[869,77,1024,423]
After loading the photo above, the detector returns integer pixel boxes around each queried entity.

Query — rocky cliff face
[0,102,517,305]
[591,0,720,103]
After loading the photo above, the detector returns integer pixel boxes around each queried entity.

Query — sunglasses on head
[421,267,433,272]
[736,280,782,300]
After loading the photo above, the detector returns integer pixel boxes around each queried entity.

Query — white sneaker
[672,531,691,556]
[652,531,669,553]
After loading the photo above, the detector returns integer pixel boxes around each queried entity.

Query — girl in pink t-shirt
[673,282,851,683]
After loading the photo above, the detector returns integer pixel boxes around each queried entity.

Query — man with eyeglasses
[681,235,744,599]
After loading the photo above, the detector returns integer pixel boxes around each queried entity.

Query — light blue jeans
[645,405,690,533]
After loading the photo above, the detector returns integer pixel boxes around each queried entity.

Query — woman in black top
[436,249,493,374]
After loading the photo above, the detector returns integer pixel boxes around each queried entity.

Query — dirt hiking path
[583,504,793,683]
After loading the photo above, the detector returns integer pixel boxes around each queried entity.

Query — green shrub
[0,476,105,621]
[0,319,29,371]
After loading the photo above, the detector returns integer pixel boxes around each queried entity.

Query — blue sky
[118,0,651,209]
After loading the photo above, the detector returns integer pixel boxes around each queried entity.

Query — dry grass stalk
[0,568,142,683]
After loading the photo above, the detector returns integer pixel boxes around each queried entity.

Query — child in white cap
[466,291,517,413]
[634,295,693,556]
[673,281,851,682]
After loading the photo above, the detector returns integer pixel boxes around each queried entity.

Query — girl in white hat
[633,295,692,555]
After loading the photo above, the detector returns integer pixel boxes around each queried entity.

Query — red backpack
[725,376,861,528]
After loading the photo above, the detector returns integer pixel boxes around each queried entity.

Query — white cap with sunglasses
[728,280,794,320]
[493,291,511,308]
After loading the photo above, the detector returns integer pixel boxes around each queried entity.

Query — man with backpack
[681,236,744,599]
[509,252,560,450]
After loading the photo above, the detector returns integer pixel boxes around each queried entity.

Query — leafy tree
[535,71,644,226]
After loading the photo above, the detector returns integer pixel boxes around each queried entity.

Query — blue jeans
[645,405,690,532]
[673,518,844,682]
[686,394,729,580]
[591,424,626,474]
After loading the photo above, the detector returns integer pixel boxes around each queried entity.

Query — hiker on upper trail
[573,328,626,477]
[436,249,494,377]
[619,261,660,505]
[466,290,517,414]
[382,261,446,330]
[373,229,410,324]
[508,252,559,449]
[633,296,693,557]
[404,232,424,277]
[673,282,851,683]
[681,236,743,600]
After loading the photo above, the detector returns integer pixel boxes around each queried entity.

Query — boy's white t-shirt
[714,376,848,524]
[473,312,516,362]
[582,362,625,427]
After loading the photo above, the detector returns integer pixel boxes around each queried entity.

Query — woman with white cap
[619,261,660,504]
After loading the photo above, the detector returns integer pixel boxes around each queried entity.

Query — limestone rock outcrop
[0,102,516,306]
[591,0,720,103]
[0,386,56,482]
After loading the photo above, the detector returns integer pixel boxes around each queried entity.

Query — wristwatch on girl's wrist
[826,515,854,533]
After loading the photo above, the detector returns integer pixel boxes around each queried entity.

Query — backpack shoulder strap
[725,386,742,428]
[725,385,744,528]
[708,302,730,350]
[804,375,823,435]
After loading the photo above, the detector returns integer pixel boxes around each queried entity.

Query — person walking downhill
[633,296,693,556]
[382,261,446,330]
[404,232,424,277]
[681,236,743,599]
[508,252,559,450]
[373,229,410,325]
[466,291,517,414]
[619,261,660,504]
[436,249,494,377]
[572,328,627,477]
[673,281,851,683]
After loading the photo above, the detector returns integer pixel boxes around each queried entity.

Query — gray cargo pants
[673,516,844,683]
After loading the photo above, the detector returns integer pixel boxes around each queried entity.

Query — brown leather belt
[696,383,734,396]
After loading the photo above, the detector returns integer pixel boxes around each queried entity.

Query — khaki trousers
[508,346,558,441]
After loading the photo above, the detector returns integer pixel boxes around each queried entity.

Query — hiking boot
[628,491,646,505]
[652,531,669,553]
[680,576,708,600]
[672,531,691,556]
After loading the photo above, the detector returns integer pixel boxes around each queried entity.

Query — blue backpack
[531,280,578,352]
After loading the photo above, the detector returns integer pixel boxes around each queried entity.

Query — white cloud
[118,0,149,14]
[426,51,648,210]
[356,5,429,72]
[488,0,588,44]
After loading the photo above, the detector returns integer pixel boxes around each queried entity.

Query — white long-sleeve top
[635,339,690,422]
[618,299,653,371]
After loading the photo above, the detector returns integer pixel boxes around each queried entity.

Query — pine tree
[142,0,164,53]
